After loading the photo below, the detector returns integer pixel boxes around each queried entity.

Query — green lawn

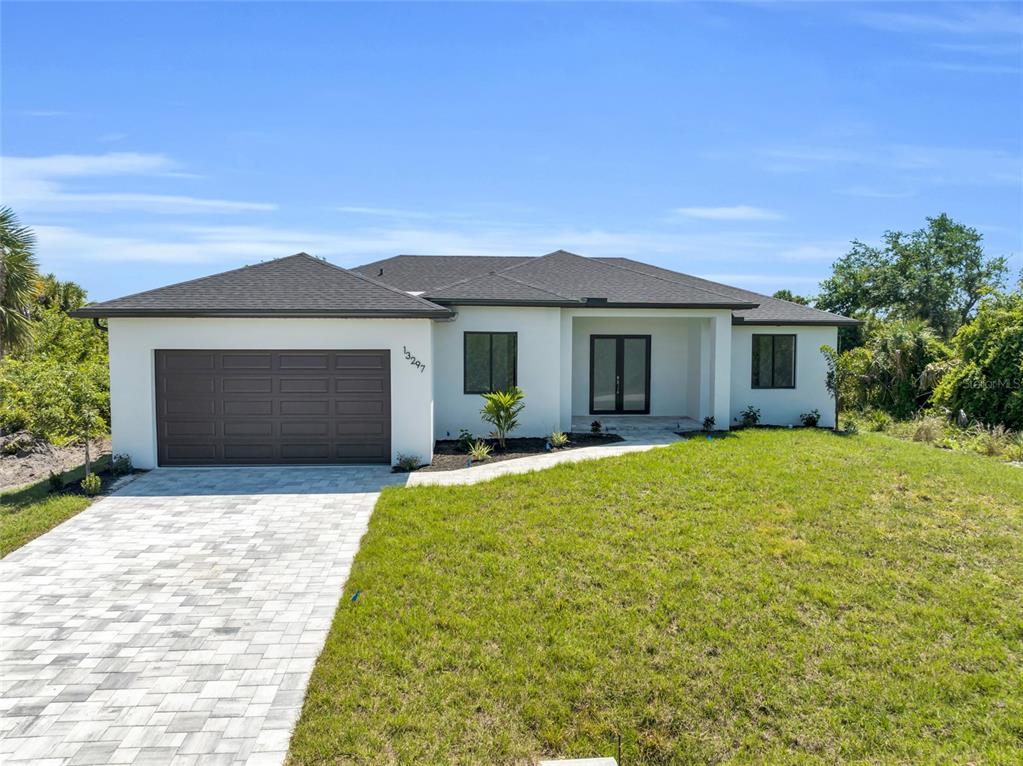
[0,456,108,557]
[288,430,1023,765]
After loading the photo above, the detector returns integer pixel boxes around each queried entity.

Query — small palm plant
[480,386,525,449]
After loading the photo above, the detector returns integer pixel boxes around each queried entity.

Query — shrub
[911,414,947,443]
[456,429,474,453]
[111,453,132,476]
[468,440,492,462]
[549,431,569,448]
[865,410,893,432]
[739,405,760,428]
[480,387,525,449]
[931,292,1023,429]
[394,453,422,472]
[799,409,820,428]
[590,420,602,433]
[971,424,1010,457]
[843,421,859,435]
[80,473,102,496]
[702,416,715,432]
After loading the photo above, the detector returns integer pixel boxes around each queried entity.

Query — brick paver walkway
[0,467,404,766]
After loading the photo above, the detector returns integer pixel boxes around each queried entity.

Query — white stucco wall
[107,317,435,469]
[569,316,699,418]
[431,306,563,439]
[730,325,838,428]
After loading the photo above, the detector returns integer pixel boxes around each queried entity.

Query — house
[72,250,857,468]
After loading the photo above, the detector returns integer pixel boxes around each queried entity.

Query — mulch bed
[417,432,625,472]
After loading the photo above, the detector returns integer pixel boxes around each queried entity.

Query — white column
[711,313,732,428]
[559,311,573,432]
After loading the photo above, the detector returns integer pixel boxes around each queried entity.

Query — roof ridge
[597,257,762,307]
[603,257,854,320]
[305,253,451,312]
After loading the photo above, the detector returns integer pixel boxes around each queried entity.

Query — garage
[155,349,391,465]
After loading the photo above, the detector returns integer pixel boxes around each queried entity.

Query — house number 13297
[403,346,426,373]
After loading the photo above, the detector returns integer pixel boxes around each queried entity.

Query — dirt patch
[0,432,111,494]
[414,432,624,473]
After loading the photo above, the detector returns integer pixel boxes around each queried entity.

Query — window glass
[773,336,796,388]
[751,334,795,388]
[464,333,517,393]
[464,334,492,393]
[490,333,516,392]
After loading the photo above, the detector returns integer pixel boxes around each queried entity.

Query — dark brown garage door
[155,350,390,466]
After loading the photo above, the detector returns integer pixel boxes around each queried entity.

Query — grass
[287,429,1023,765]
[0,455,109,557]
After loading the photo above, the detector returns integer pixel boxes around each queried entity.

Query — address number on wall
[403,346,426,373]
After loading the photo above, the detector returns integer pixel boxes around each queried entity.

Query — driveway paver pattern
[0,466,405,766]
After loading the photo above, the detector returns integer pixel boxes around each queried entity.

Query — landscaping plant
[80,473,101,496]
[549,431,569,448]
[799,409,820,428]
[739,405,760,428]
[467,440,492,462]
[480,386,525,449]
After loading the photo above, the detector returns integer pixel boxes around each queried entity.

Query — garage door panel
[222,353,272,369]
[163,399,216,416]
[280,353,329,370]
[280,378,330,394]
[155,350,390,466]
[280,400,330,416]
[224,400,273,416]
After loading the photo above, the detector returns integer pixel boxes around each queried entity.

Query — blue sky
[2,2,1021,301]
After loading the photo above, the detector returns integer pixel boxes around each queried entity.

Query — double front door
[589,335,651,414]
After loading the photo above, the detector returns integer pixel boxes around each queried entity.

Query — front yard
[288,429,1023,765]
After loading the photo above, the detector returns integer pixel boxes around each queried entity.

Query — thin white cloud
[672,205,783,222]
[926,61,1022,75]
[0,152,275,214]
[838,186,917,200]
[777,243,848,262]
[336,206,435,219]
[762,144,1023,186]
[855,6,1023,37]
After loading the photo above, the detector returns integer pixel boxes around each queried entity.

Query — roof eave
[431,299,758,309]
[732,317,862,326]
[69,308,454,320]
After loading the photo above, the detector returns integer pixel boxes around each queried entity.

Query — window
[751,334,796,388]
[464,332,517,393]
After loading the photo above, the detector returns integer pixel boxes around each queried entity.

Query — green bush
[799,409,821,428]
[865,410,893,432]
[480,387,525,449]
[549,431,569,448]
[80,473,102,496]
[931,292,1023,429]
[394,453,421,472]
[468,440,492,462]
[739,405,760,428]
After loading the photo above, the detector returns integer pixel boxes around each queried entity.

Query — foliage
[817,214,1007,341]
[289,430,1023,765]
[549,431,569,448]
[456,428,475,453]
[111,453,133,476]
[34,273,88,315]
[799,409,820,427]
[480,386,525,448]
[394,453,422,472]
[864,409,892,432]
[80,473,102,496]
[738,404,760,428]
[467,440,493,461]
[1,491,92,558]
[590,420,602,433]
[771,288,811,306]
[931,291,1023,429]
[0,356,109,447]
[847,320,950,419]
[702,415,715,432]
[910,413,947,444]
[0,207,41,360]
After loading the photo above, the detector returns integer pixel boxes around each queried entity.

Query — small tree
[820,344,844,429]
[480,386,525,449]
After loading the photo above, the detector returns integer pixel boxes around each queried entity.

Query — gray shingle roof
[360,250,758,309]
[596,257,858,325]
[356,254,532,292]
[71,253,453,319]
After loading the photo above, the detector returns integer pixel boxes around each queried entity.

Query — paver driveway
[0,467,405,766]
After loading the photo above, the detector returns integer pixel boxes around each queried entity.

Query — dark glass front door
[589,335,651,414]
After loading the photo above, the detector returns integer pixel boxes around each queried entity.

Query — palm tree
[0,207,40,360]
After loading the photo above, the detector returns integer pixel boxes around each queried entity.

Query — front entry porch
[571,414,702,435]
